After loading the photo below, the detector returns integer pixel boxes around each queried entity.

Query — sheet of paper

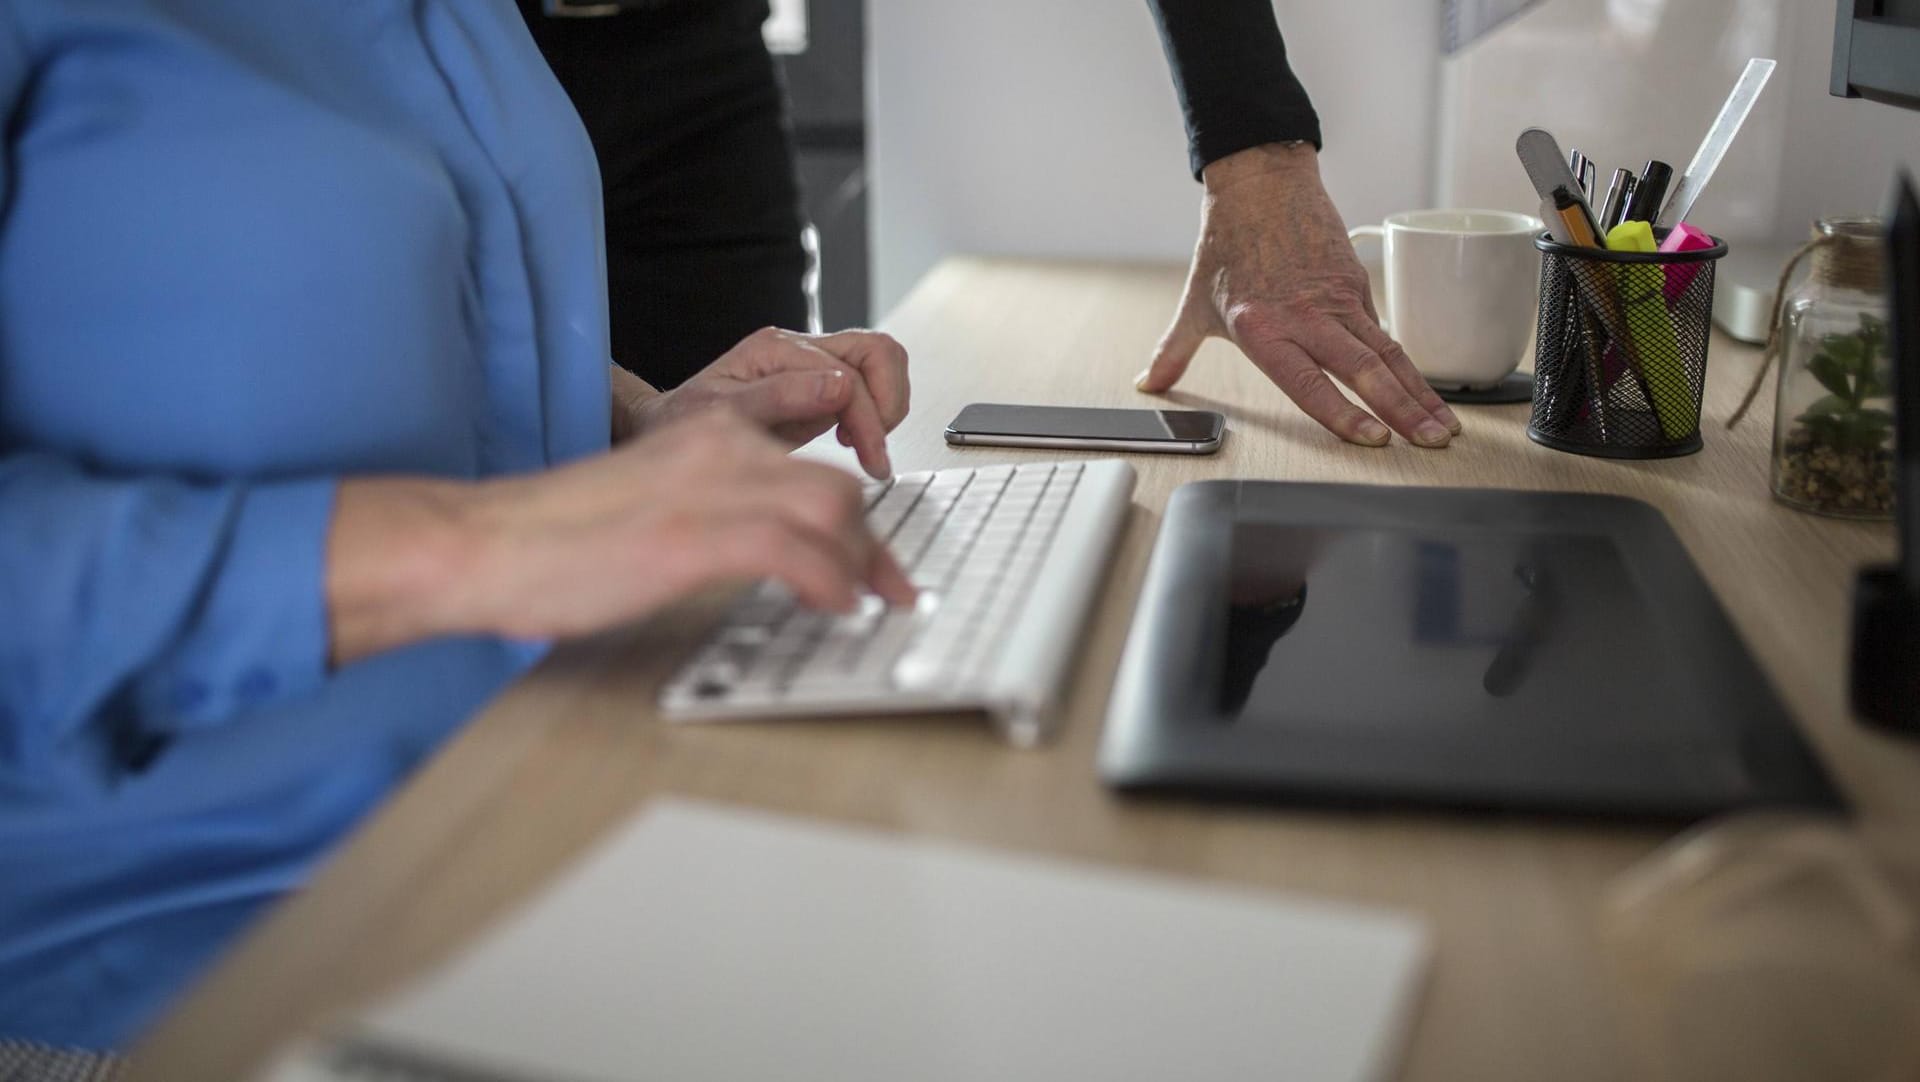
[276,799,1429,1082]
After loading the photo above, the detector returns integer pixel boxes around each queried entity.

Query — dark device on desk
[1099,482,1843,821]
[946,403,1224,455]
[1850,173,1920,735]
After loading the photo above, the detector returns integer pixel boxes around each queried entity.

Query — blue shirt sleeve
[0,12,337,778]
[0,454,338,774]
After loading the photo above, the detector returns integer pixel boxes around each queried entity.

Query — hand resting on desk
[1137,143,1462,449]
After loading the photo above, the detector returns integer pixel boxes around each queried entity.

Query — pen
[1568,150,1597,201]
[1624,160,1671,224]
[1599,169,1637,232]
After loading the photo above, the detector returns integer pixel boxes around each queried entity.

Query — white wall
[867,0,1441,314]
[869,1,1920,316]
[1435,0,1920,245]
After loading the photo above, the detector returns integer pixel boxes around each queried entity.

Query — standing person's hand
[1135,143,1460,448]
[618,326,911,479]
[328,412,914,664]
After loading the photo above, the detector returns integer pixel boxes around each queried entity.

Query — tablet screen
[1218,523,1698,740]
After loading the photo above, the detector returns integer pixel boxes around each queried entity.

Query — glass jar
[1770,218,1893,519]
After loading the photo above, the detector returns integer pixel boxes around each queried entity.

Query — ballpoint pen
[1568,149,1596,201]
[1600,169,1637,232]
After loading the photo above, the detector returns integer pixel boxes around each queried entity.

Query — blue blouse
[0,0,611,1049]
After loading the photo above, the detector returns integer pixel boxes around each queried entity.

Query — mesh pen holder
[1527,231,1727,458]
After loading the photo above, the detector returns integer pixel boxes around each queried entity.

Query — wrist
[327,477,490,664]
[610,365,661,443]
[1201,141,1320,197]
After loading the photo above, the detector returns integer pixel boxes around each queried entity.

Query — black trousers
[519,0,808,389]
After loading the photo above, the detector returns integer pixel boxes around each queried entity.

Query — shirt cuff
[134,478,339,731]
[1188,112,1324,178]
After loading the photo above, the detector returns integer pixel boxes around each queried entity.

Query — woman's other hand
[626,326,911,479]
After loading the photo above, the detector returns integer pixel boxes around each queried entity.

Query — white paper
[300,799,1429,1082]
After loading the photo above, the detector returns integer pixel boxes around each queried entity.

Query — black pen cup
[1527,231,1727,459]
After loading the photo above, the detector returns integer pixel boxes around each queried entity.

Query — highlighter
[1658,222,1716,300]
[1606,221,1693,439]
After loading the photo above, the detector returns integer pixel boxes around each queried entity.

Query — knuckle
[1273,360,1327,402]
[1343,351,1391,386]
[1225,303,1286,344]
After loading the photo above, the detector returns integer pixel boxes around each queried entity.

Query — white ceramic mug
[1347,209,1543,390]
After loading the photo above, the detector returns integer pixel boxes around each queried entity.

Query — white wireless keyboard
[660,459,1136,746]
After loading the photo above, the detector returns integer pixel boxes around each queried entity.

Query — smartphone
[944,403,1225,454]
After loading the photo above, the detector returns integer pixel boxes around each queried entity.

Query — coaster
[1435,371,1533,405]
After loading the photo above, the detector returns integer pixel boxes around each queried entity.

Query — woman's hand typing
[326,411,911,665]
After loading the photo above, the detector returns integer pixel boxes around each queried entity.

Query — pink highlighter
[1659,222,1716,300]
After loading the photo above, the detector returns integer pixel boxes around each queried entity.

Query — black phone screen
[949,404,1223,442]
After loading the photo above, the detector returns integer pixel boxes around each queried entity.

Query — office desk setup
[130,258,1919,1082]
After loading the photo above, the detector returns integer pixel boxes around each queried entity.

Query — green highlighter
[1605,220,1692,440]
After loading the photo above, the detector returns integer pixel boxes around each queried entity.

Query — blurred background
[769,0,1920,326]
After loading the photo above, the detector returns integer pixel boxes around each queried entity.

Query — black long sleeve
[1147,0,1322,178]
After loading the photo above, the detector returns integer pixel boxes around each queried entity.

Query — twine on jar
[1728,224,1886,427]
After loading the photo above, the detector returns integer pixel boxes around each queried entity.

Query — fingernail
[816,369,845,402]
[1359,419,1390,445]
[1437,404,1463,434]
[1416,419,1451,446]
[1132,367,1155,391]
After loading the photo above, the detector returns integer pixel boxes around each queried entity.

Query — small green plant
[1796,313,1893,453]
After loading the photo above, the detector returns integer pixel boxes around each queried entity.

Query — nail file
[1516,128,1600,246]
[1657,58,1776,229]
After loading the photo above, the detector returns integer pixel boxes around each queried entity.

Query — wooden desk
[131,258,1918,1082]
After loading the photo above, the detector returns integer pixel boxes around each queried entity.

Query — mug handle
[1346,224,1390,334]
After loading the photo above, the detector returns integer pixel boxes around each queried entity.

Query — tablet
[1098,482,1843,820]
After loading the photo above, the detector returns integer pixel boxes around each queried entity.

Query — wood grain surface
[129,258,1919,1082]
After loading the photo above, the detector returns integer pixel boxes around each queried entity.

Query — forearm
[326,477,485,666]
